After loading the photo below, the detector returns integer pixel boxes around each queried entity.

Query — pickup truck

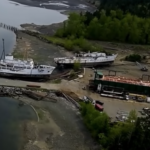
[95,100,104,105]
[95,103,104,111]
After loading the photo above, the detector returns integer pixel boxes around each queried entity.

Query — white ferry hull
[0,66,55,80]
[55,60,114,68]
[0,72,51,80]
[54,53,117,68]
[0,43,56,80]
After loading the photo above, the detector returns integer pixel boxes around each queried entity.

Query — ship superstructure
[54,52,118,67]
[0,39,55,80]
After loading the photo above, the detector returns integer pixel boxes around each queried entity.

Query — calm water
[0,29,16,55]
[0,97,37,150]
[0,1,67,149]
[0,0,67,53]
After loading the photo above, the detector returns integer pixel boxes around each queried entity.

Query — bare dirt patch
[13,31,73,65]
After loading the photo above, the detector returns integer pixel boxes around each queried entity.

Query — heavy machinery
[136,61,148,71]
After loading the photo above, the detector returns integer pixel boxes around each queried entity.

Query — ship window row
[0,65,50,69]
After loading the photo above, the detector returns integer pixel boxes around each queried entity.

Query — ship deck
[101,75,150,87]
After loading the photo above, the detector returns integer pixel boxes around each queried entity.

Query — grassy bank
[21,30,106,53]
[42,35,104,53]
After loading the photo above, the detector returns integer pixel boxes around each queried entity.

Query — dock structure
[0,22,18,37]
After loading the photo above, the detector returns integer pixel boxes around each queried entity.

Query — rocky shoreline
[20,22,64,36]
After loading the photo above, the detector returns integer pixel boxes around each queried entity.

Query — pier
[0,22,18,37]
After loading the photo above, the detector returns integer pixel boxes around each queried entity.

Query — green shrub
[42,35,106,53]
[69,70,76,78]
[90,45,103,52]
[80,102,110,139]
[51,79,61,84]
[64,40,74,50]
[74,38,91,52]
[73,61,81,71]
[125,54,142,62]
[55,28,64,37]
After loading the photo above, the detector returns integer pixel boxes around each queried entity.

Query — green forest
[80,102,150,150]
[99,0,150,18]
[56,12,150,44]
[55,0,150,44]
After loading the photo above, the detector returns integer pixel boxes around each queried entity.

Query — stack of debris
[22,90,58,103]
[116,111,129,122]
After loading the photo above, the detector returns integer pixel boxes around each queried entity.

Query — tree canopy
[80,102,150,150]
[99,0,150,18]
[56,11,150,44]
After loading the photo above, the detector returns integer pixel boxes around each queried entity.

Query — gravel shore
[13,31,73,66]
[19,95,98,150]
[20,22,64,36]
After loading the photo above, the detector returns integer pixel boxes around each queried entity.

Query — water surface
[0,0,67,27]
[0,97,37,150]
[0,0,67,53]
[0,28,16,55]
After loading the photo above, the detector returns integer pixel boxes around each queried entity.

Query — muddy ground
[12,0,95,12]
[13,31,73,66]
[20,95,98,150]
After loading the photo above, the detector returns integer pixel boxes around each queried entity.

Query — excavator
[136,62,148,71]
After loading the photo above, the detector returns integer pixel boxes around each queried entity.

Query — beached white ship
[0,54,55,79]
[54,52,118,67]
[0,39,55,80]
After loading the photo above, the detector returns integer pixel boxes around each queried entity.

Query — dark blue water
[0,97,37,150]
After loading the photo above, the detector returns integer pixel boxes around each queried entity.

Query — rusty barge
[89,70,150,102]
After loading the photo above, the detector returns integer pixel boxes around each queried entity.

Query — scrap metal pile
[0,86,23,96]
[116,110,129,122]
[0,86,58,102]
